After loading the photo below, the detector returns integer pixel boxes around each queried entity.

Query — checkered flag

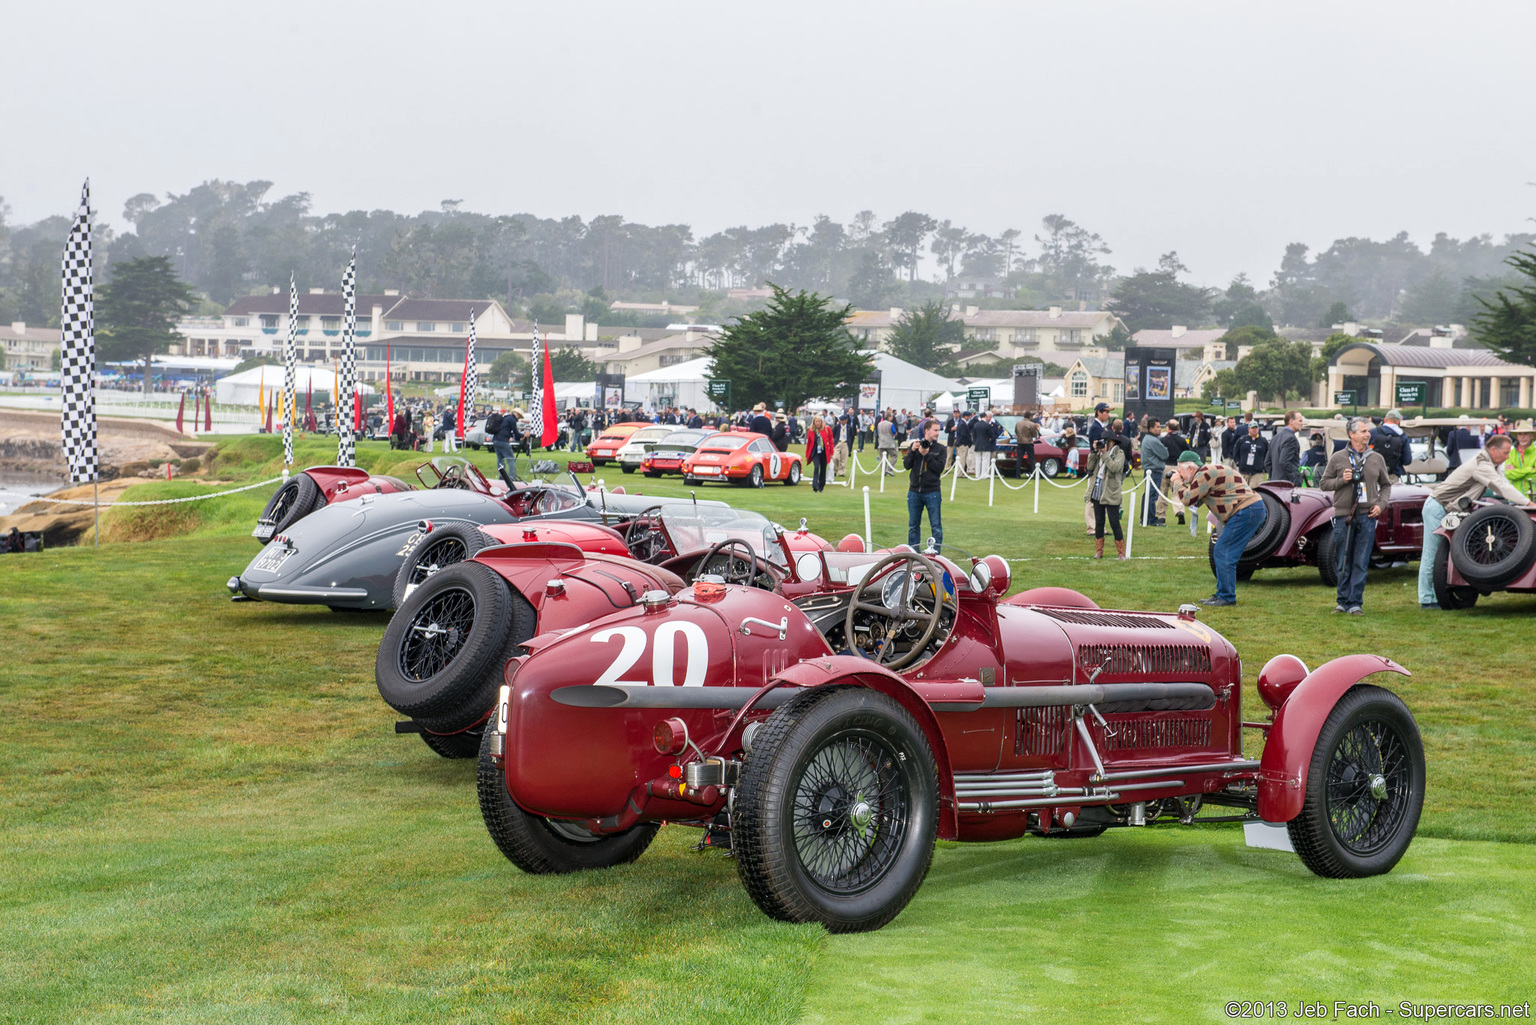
[337,251,357,466]
[283,273,297,466]
[527,323,543,441]
[59,180,97,484]
[463,313,478,428]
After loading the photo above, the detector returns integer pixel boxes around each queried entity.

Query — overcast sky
[3,0,1533,286]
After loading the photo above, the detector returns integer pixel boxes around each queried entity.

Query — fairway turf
[3,435,1533,1023]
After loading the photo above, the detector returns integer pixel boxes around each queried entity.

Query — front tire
[476,727,659,873]
[1431,543,1480,610]
[391,521,497,609]
[1287,684,1425,878]
[1041,457,1062,479]
[1315,529,1339,588]
[732,686,938,933]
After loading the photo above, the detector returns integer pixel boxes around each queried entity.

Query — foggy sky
[3,0,1533,287]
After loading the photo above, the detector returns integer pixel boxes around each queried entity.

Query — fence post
[863,486,873,553]
[988,464,996,507]
[1125,488,1136,559]
[1033,464,1040,515]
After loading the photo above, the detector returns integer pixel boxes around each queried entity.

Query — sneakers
[1332,604,1347,613]
[1199,597,1236,607]
[1346,606,1363,615]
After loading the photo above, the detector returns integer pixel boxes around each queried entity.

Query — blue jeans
[1210,501,1265,602]
[494,440,518,480]
[1418,497,1447,605]
[908,490,942,549]
[1332,512,1378,608]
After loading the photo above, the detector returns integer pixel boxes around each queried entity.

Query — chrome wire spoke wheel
[1473,516,1520,565]
[398,586,477,680]
[1325,717,1411,856]
[789,730,910,895]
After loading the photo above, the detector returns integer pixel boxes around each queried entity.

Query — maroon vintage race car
[1206,480,1430,585]
[1429,499,1536,610]
[377,508,834,757]
[475,549,1425,932]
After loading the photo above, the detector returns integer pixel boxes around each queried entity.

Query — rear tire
[1448,505,1536,588]
[750,465,765,488]
[1315,529,1339,588]
[476,727,659,873]
[732,686,938,933]
[375,563,536,731]
[1287,685,1424,878]
[786,463,802,486]
[1431,543,1480,610]
[420,728,483,759]
[256,473,322,540]
[1041,457,1062,479]
[391,521,498,608]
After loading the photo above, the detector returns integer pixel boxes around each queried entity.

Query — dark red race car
[474,550,1425,932]
[1204,480,1431,586]
[1429,498,1536,610]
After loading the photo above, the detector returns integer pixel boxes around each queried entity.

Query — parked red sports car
[476,551,1424,932]
[1429,499,1536,609]
[1205,480,1431,585]
[682,431,803,487]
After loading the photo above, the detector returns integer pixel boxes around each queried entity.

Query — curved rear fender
[302,466,372,499]
[1257,654,1411,822]
[769,656,960,840]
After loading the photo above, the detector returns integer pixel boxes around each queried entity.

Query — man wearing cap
[1233,421,1269,485]
[904,418,947,548]
[1505,420,1536,499]
[1370,409,1412,482]
[1173,452,1264,606]
[1188,410,1213,462]
[1319,417,1393,614]
[1419,433,1532,608]
[1088,403,1111,446]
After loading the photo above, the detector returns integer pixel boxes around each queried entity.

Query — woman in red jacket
[806,414,834,492]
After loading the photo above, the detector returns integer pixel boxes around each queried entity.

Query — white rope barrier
[24,476,285,507]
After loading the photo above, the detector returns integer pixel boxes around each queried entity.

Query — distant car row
[582,424,804,488]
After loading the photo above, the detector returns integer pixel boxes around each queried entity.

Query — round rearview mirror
[970,561,991,593]
[795,552,822,582]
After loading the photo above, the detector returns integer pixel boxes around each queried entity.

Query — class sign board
[1334,390,1356,406]
[706,379,731,406]
[967,387,991,410]
[1396,382,1427,405]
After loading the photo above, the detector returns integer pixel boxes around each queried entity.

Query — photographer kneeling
[1085,433,1128,559]
[904,418,947,548]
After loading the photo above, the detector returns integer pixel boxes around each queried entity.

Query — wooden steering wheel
[843,551,949,670]
[695,538,761,586]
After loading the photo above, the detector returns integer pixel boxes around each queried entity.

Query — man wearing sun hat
[1173,451,1264,607]
[1504,419,1536,500]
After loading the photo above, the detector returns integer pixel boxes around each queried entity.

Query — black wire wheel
[733,687,937,932]
[1448,505,1536,588]
[375,562,536,730]
[390,521,497,608]
[476,727,659,873]
[419,727,484,759]
[1431,543,1480,610]
[254,473,322,541]
[1288,684,1425,878]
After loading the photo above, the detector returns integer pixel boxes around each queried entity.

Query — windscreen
[660,506,785,566]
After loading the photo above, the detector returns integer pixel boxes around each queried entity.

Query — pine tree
[1474,249,1536,367]
[705,284,870,410]
[96,256,197,392]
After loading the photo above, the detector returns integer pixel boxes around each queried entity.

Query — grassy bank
[6,434,1533,1022]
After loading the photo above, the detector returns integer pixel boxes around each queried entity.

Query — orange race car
[681,430,802,487]
[585,422,649,466]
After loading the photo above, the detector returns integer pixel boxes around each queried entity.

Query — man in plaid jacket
[1173,451,1265,607]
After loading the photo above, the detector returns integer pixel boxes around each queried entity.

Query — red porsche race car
[586,423,648,467]
[681,430,802,487]
[1429,498,1536,610]
[474,549,1425,933]
[639,428,721,478]
[377,506,834,757]
[1204,480,1431,586]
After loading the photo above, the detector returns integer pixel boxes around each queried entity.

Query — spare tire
[1448,505,1536,588]
[376,562,537,731]
[1242,491,1290,563]
[256,473,322,540]
[392,521,499,608]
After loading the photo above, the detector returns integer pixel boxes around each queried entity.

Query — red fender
[768,656,964,840]
[1257,654,1411,822]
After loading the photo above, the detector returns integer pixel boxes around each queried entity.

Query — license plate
[252,546,295,573]
[696,466,719,475]
[252,522,275,541]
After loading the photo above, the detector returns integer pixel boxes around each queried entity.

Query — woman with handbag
[1085,434,1128,559]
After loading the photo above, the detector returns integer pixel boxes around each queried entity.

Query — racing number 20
[590,623,709,687]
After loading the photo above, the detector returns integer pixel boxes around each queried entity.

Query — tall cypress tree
[1474,249,1536,367]
[97,256,197,392]
[705,284,870,410]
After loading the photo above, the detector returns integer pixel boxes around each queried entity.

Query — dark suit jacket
[1269,426,1302,484]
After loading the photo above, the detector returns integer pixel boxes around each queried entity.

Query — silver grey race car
[228,467,729,611]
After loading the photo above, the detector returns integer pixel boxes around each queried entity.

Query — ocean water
[0,471,63,516]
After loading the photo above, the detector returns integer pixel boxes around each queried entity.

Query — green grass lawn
[3,434,1533,1023]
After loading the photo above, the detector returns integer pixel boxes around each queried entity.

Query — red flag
[175,392,186,432]
[385,343,395,437]
[205,389,213,432]
[539,336,557,447]
[304,376,314,433]
[265,389,274,434]
[354,388,363,433]
[457,346,471,439]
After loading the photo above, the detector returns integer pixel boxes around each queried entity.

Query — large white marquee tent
[214,365,375,407]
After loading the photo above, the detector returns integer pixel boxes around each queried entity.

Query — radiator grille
[1104,717,1212,751]
[1040,609,1173,629]
[1078,643,1212,676]
[1015,706,1069,756]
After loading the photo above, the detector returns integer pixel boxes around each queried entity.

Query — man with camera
[904,418,947,548]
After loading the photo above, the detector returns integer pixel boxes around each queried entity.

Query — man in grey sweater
[1319,417,1392,614]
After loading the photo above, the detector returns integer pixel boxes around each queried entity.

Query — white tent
[853,352,963,413]
[214,365,375,407]
[626,357,715,411]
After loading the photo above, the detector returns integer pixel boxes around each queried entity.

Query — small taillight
[418,519,433,533]
[654,718,689,756]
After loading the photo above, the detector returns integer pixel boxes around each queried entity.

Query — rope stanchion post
[988,463,995,507]
[879,453,887,494]
[1125,486,1136,559]
[1033,464,1040,514]
[863,486,873,553]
